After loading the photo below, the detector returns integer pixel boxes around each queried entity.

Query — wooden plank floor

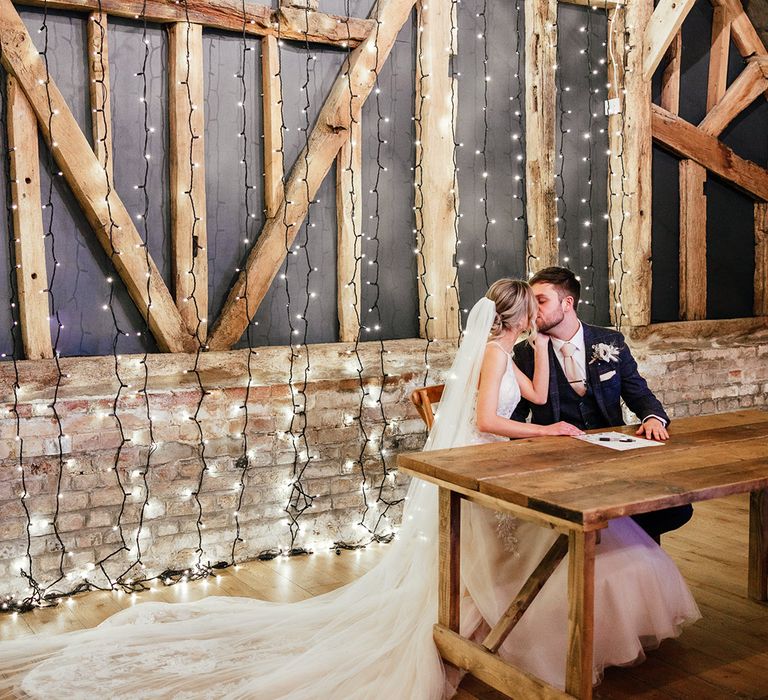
[2,495,768,698]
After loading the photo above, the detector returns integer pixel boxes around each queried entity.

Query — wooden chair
[410,384,444,430]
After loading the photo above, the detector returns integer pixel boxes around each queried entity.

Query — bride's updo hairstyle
[485,278,538,341]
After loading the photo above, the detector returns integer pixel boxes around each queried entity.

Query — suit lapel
[582,323,609,419]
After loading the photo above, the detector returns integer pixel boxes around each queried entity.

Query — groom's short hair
[529,266,581,307]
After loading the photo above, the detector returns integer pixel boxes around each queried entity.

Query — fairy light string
[230,0,258,567]
[178,0,216,581]
[36,0,68,601]
[339,0,401,546]
[279,7,316,556]
[116,0,158,589]
[555,3,569,269]
[579,5,597,319]
[341,0,373,544]
[508,0,530,274]
[362,2,403,543]
[0,30,41,613]
[449,0,462,333]
[606,0,629,330]
[89,0,136,593]
[477,0,490,288]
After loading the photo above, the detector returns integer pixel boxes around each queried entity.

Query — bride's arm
[512,335,550,405]
[476,345,555,438]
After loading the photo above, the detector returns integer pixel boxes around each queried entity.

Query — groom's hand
[636,418,669,442]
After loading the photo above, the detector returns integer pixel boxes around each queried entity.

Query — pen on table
[598,437,634,443]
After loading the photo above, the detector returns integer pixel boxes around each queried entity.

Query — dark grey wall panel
[678,0,711,126]
[360,24,418,340]
[455,0,526,315]
[243,42,346,347]
[203,30,265,346]
[651,147,681,323]
[706,174,755,319]
[556,4,609,326]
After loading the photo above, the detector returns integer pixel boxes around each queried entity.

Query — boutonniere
[589,342,620,364]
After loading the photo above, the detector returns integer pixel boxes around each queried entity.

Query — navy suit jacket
[510,323,669,427]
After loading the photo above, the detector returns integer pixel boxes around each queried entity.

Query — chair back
[410,384,445,430]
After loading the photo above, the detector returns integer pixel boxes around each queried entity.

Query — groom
[511,266,692,542]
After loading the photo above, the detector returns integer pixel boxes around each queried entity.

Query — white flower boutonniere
[590,342,620,364]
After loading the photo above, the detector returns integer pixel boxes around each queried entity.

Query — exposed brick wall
[629,344,768,420]
[1,337,766,598]
[0,341,440,598]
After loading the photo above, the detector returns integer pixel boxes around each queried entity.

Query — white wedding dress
[460,343,701,687]
[0,300,700,699]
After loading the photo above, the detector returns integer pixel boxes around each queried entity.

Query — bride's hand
[543,421,584,437]
[534,333,550,351]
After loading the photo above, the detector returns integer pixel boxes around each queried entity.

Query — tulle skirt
[461,503,701,688]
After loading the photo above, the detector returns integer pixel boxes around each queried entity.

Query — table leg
[748,488,768,603]
[565,529,596,699]
[438,487,462,631]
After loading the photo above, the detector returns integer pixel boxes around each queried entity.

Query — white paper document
[574,431,666,451]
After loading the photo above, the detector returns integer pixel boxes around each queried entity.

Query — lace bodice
[469,342,521,445]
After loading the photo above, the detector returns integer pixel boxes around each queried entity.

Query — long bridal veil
[0,298,497,699]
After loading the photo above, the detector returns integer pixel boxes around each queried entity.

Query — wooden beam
[715,0,766,58]
[336,119,362,343]
[169,22,208,342]
[282,0,318,10]
[86,11,113,183]
[415,0,460,338]
[699,60,767,135]
[607,1,654,328]
[482,534,568,654]
[753,55,768,80]
[755,202,768,316]
[660,31,682,114]
[643,0,697,80]
[748,489,768,601]
[628,316,768,345]
[679,160,708,321]
[524,0,558,272]
[565,529,596,697]
[433,625,570,700]
[0,0,196,353]
[706,6,732,113]
[262,35,284,220]
[558,0,623,7]
[438,488,461,632]
[6,76,52,360]
[207,0,416,350]
[714,0,768,99]
[12,0,374,48]
[652,105,768,202]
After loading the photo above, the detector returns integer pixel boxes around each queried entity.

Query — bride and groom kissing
[507,266,693,543]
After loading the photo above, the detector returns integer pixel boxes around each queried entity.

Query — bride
[0,279,699,699]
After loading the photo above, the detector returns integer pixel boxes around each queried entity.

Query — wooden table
[396,409,768,700]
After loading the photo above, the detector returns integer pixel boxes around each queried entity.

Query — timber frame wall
[1,0,767,362]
